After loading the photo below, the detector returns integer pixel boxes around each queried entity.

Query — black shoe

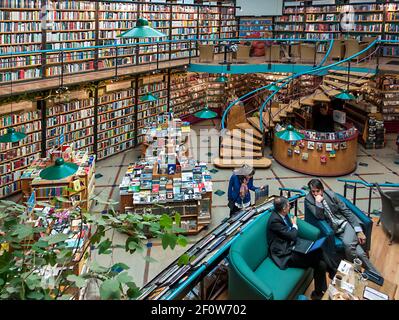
[311,290,324,300]
[328,268,337,280]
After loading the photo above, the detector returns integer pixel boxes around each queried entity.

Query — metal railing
[337,178,399,216]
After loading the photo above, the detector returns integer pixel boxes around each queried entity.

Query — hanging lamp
[140,92,158,102]
[336,59,355,101]
[0,55,27,143]
[266,83,280,91]
[118,17,167,39]
[275,124,304,142]
[39,158,79,180]
[216,74,228,83]
[194,106,218,119]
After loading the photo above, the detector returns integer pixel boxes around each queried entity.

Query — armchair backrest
[230,212,270,271]
[236,44,251,60]
[198,44,214,62]
[376,185,399,239]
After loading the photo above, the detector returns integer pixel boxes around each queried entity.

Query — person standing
[267,196,329,300]
[227,164,265,216]
[305,178,380,276]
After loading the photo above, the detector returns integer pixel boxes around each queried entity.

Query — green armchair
[228,212,321,300]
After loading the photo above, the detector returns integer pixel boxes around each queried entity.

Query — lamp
[216,74,228,83]
[39,158,79,180]
[194,106,218,119]
[140,92,158,102]
[275,124,304,142]
[118,17,167,39]
[0,54,27,143]
[335,91,355,100]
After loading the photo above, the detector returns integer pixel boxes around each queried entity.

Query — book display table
[20,148,96,211]
[119,119,213,235]
[273,126,359,177]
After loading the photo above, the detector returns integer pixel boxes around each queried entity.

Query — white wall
[236,0,283,17]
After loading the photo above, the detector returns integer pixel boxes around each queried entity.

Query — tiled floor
[80,119,399,298]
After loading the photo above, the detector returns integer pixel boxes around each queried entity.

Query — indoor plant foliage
[0,197,188,300]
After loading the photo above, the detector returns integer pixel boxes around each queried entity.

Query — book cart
[119,117,213,235]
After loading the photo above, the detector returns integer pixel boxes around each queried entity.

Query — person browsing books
[305,179,381,276]
[227,164,266,216]
[267,196,331,300]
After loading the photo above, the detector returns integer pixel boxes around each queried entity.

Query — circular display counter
[273,126,358,177]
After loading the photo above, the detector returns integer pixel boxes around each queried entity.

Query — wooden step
[328,69,374,78]
[247,117,269,133]
[290,100,301,109]
[221,137,262,151]
[224,129,263,145]
[213,157,272,169]
[300,96,315,106]
[323,79,359,91]
[312,89,331,102]
[325,74,369,85]
[235,122,263,138]
[220,147,263,159]
[320,84,341,97]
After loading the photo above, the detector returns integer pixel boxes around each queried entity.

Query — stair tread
[248,117,269,133]
[224,129,263,145]
[312,89,331,102]
[325,74,369,85]
[220,147,263,159]
[221,137,262,151]
[323,79,359,91]
[213,157,272,168]
[328,69,374,78]
[235,122,263,138]
[320,84,341,97]
[300,96,315,106]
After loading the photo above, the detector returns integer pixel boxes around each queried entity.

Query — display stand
[273,125,358,177]
[20,146,95,211]
[119,117,213,235]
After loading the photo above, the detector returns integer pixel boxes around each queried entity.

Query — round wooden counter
[273,130,358,177]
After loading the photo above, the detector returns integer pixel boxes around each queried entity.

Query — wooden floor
[217,218,399,300]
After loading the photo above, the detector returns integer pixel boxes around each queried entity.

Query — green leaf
[25,274,42,290]
[159,214,173,229]
[43,233,69,245]
[176,235,188,247]
[111,263,129,271]
[143,256,157,263]
[116,272,133,284]
[174,213,181,227]
[26,291,44,300]
[126,282,141,299]
[12,225,34,240]
[67,275,86,288]
[99,278,121,300]
[98,239,112,255]
[178,253,190,266]
[0,278,4,286]
[54,196,70,203]
[89,261,109,273]
[161,233,177,250]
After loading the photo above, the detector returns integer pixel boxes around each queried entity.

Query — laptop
[292,236,327,255]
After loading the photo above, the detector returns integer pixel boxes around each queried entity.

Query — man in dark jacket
[267,196,328,300]
[304,179,380,275]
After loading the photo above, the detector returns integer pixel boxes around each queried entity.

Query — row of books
[46,127,94,149]
[48,98,94,116]
[1,0,39,8]
[0,153,39,176]
[0,142,40,161]
[0,181,19,197]
[97,138,134,160]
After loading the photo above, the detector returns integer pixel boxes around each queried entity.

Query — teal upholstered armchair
[228,212,321,300]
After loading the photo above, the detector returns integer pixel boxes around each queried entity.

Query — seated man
[267,196,329,300]
[305,178,380,276]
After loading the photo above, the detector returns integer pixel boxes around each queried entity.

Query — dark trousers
[287,249,327,294]
[230,204,240,217]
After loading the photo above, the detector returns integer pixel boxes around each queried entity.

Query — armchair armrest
[297,219,320,241]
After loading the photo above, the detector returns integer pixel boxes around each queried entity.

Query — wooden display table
[273,126,358,177]
[20,151,95,211]
[323,260,397,300]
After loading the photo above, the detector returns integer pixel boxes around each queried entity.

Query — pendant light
[275,124,304,142]
[118,17,167,39]
[266,83,281,92]
[335,60,355,101]
[0,54,27,143]
[39,158,78,180]
[216,74,228,83]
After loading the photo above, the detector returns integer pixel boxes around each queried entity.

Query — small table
[322,260,397,300]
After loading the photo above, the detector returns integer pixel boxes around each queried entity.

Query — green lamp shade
[39,158,79,180]
[0,127,27,143]
[194,107,218,119]
[118,18,167,38]
[216,75,228,83]
[275,124,305,142]
[335,91,356,100]
[266,83,280,91]
[140,93,158,102]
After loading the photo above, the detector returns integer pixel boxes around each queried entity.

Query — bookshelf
[20,148,96,211]
[238,17,273,38]
[0,102,41,197]
[0,0,236,85]
[97,82,136,160]
[46,97,95,155]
